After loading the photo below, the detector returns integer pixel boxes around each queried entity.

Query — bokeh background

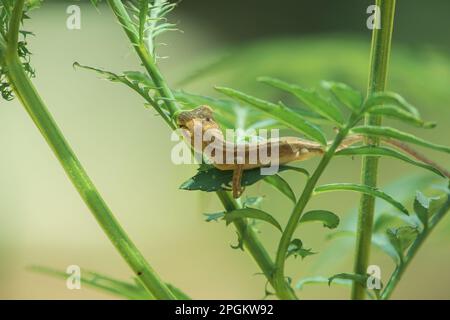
[0,0,449,299]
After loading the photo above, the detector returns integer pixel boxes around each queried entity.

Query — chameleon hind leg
[232,165,245,198]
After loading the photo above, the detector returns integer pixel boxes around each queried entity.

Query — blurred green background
[0,0,449,299]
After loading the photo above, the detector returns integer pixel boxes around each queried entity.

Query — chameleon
[176,105,449,198]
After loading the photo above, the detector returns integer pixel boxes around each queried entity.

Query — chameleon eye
[205,117,211,122]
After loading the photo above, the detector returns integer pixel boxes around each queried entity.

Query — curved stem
[217,191,286,296]
[352,0,396,300]
[106,0,178,116]
[273,129,349,299]
[7,0,22,52]
[5,0,175,300]
[381,194,450,299]
[105,0,282,298]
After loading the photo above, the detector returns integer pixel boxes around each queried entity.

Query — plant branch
[4,0,175,300]
[106,0,178,116]
[381,193,450,299]
[352,0,396,300]
[216,191,281,293]
[273,127,351,299]
[105,0,280,297]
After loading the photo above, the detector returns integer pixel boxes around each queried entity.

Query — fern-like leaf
[126,0,177,58]
[0,0,41,101]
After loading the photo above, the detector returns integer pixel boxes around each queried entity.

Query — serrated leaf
[335,146,445,178]
[373,213,404,233]
[364,91,420,118]
[242,196,264,208]
[258,77,344,125]
[314,183,409,215]
[287,239,316,259]
[300,210,340,229]
[224,208,282,232]
[203,212,225,222]
[386,226,419,260]
[73,63,158,105]
[215,86,327,145]
[180,165,308,192]
[351,126,450,154]
[321,81,363,112]
[138,0,149,43]
[374,233,402,264]
[368,105,435,128]
[263,174,296,203]
[414,191,430,228]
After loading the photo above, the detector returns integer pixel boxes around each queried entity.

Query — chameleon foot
[232,165,244,199]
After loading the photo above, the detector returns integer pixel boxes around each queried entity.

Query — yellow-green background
[0,1,449,299]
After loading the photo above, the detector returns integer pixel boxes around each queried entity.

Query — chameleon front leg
[232,165,245,199]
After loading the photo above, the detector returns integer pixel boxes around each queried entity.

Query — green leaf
[351,126,450,154]
[367,105,435,128]
[327,231,401,265]
[364,91,420,118]
[321,81,363,112]
[300,210,340,229]
[224,208,282,232]
[296,276,351,290]
[242,196,264,208]
[258,77,344,125]
[165,283,191,300]
[328,273,367,287]
[414,191,430,228]
[386,226,419,259]
[138,0,149,43]
[263,174,296,203]
[180,165,308,192]
[203,212,225,222]
[29,265,191,300]
[215,86,327,145]
[286,239,316,259]
[73,63,160,112]
[89,0,102,7]
[175,90,285,131]
[295,275,377,299]
[335,146,445,178]
[314,183,409,215]
[373,213,404,233]
[29,265,151,300]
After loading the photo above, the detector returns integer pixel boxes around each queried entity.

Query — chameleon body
[176,105,361,198]
[176,105,449,198]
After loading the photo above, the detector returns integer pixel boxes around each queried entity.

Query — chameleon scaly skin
[176,105,360,198]
[176,105,449,198]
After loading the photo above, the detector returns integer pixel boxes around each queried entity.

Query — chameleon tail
[335,134,364,152]
[383,139,450,179]
[335,134,450,179]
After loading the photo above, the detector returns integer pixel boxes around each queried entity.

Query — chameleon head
[175,105,220,137]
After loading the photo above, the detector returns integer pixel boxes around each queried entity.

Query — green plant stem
[4,0,175,300]
[105,0,283,297]
[216,191,284,294]
[106,0,178,116]
[274,128,350,299]
[352,0,396,300]
[381,194,450,299]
